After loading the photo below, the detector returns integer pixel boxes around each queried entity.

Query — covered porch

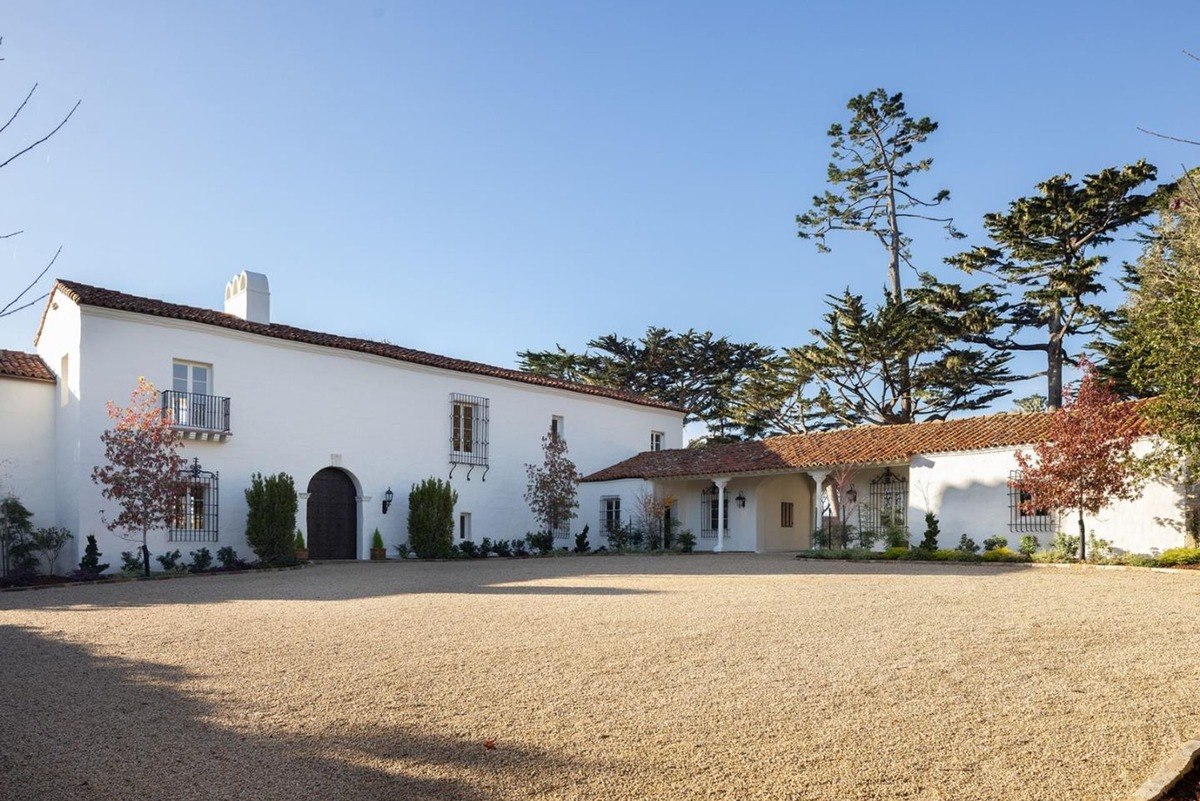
[649,463,911,553]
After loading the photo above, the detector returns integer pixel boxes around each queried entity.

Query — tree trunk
[1077,507,1086,562]
[141,534,150,577]
[1047,310,1063,410]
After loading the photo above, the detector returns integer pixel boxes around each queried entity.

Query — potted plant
[294,529,309,562]
[370,528,387,561]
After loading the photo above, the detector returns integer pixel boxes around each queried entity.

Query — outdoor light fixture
[382,487,394,514]
[846,485,858,504]
[735,492,746,508]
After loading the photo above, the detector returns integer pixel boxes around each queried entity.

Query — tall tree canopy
[1120,173,1200,473]
[791,88,1007,426]
[946,160,1165,409]
[518,328,773,442]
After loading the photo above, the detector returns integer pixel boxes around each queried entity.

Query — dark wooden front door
[307,468,357,559]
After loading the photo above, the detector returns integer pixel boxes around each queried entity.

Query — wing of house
[580,403,1184,556]
[0,271,686,571]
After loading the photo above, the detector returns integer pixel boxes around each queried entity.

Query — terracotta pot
[369,547,388,561]
[295,548,309,561]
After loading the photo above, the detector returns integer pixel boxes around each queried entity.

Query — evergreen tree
[947,161,1165,409]
[77,534,109,577]
[519,327,773,442]
[794,88,1008,424]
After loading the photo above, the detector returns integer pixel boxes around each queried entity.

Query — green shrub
[216,546,242,569]
[676,528,696,554]
[919,512,940,551]
[244,472,298,563]
[882,515,909,549]
[119,550,143,575]
[492,539,513,558]
[294,529,306,550]
[574,525,590,554]
[155,549,183,571]
[1155,547,1200,567]
[1017,534,1039,557]
[1086,534,1114,562]
[458,540,480,558]
[983,535,1008,552]
[856,528,879,550]
[1051,532,1081,560]
[76,534,109,578]
[30,526,73,575]
[189,547,213,572]
[526,531,554,555]
[393,543,412,558]
[932,548,979,561]
[981,547,1028,563]
[1121,553,1159,568]
[957,535,980,554]
[881,546,909,560]
[371,528,385,550]
[479,537,493,555]
[407,478,457,558]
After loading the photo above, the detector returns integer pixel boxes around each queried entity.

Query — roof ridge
[44,278,685,413]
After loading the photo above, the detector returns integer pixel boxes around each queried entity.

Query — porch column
[714,477,730,553]
[297,492,311,544]
[807,470,829,546]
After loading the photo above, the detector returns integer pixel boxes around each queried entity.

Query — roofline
[35,278,689,414]
[581,459,910,483]
[0,371,55,385]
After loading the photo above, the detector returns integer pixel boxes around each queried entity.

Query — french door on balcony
[172,361,211,427]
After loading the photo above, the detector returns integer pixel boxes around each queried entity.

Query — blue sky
[3,1,1199,408]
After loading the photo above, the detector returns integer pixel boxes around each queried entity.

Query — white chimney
[224,271,270,324]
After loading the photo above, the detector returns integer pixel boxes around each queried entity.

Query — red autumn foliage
[1013,360,1142,560]
[91,377,186,574]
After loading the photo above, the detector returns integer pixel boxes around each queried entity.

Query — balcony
[161,390,231,441]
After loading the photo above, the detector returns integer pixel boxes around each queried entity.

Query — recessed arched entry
[306,467,358,559]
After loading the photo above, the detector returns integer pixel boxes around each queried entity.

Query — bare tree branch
[0,246,59,318]
[0,98,80,172]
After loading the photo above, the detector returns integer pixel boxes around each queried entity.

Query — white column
[297,492,311,544]
[807,470,829,547]
[714,477,730,553]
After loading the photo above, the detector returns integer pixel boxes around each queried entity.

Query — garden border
[0,562,311,594]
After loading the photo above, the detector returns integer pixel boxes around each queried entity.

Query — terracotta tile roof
[582,402,1152,481]
[44,279,685,412]
[0,349,55,383]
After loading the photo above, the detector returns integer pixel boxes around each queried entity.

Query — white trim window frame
[650,431,664,452]
[450,394,489,466]
[601,496,621,535]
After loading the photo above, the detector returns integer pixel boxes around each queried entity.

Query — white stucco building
[0,271,1189,573]
[581,407,1189,556]
[0,272,685,571]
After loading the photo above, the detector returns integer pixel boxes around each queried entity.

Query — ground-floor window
[169,459,219,542]
[459,512,472,540]
[781,501,794,528]
[1008,470,1054,532]
[700,486,729,538]
[601,497,621,535]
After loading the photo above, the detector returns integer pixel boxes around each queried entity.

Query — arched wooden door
[307,468,358,559]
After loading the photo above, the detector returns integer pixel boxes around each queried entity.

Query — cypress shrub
[76,534,110,578]
[244,472,298,563]
[407,478,457,558]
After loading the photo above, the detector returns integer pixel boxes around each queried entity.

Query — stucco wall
[908,443,1184,554]
[0,377,57,565]
[754,474,812,552]
[39,299,683,569]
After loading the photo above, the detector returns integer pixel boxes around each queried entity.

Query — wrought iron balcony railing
[161,390,231,437]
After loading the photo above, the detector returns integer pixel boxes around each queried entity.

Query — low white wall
[0,377,62,571]
[907,443,1185,555]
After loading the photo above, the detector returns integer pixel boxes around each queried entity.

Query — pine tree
[947,161,1165,409]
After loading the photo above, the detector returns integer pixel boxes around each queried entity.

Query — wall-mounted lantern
[382,487,394,514]
[735,491,746,508]
[846,485,858,504]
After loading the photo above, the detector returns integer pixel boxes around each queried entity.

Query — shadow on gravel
[0,624,580,801]
[1,553,1053,612]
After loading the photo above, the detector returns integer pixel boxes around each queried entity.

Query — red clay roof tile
[0,349,55,383]
[582,402,1151,481]
[47,279,685,412]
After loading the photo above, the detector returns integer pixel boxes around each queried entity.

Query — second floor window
[173,360,211,395]
[450,394,489,465]
[650,431,664,451]
[551,415,564,442]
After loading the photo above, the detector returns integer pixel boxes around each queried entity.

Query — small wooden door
[307,468,357,559]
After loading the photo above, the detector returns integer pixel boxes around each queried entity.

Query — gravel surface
[1,554,1198,800]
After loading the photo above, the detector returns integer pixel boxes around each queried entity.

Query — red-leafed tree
[524,426,580,538]
[1013,360,1143,560]
[92,378,185,575]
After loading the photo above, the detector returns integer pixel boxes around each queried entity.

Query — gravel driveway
[1,554,1197,800]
